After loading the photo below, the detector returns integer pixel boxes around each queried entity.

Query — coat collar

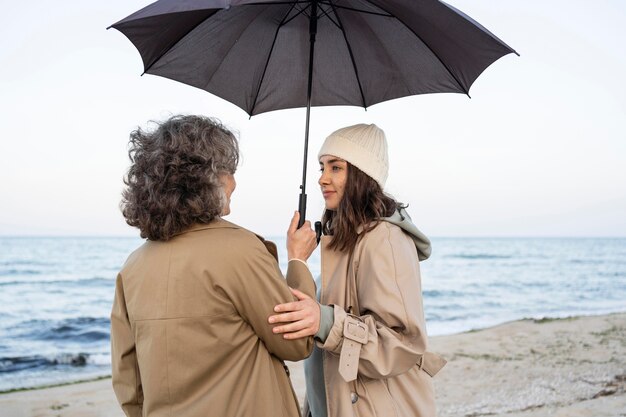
[171,218,279,261]
[172,217,241,237]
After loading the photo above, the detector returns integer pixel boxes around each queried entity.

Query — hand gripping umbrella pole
[298,0,319,239]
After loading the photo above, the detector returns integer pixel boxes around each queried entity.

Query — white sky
[0,0,624,237]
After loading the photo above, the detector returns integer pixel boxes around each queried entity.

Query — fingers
[271,318,318,337]
[268,310,306,324]
[273,301,301,313]
[287,212,313,234]
[288,211,300,234]
[290,287,313,301]
[273,297,316,314]
[269,296,321,339]
[286,211,318,260]
[270,299,316,322]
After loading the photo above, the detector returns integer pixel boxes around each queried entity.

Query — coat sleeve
[110,273,143,417]
[219,233,315,361]
[320,224,428,379]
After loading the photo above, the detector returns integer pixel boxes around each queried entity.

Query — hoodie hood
[382,207,431,261]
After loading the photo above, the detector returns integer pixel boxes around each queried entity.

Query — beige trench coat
[314,221,445,417]
[111,219,315,417]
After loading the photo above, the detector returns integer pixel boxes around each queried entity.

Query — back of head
[120,115,239,241]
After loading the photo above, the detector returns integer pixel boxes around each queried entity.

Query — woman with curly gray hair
[120,114,240,240]
[111,115,318,417]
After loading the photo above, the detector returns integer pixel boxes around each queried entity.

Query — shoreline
[0,375,111,395]
[1,312,624,416]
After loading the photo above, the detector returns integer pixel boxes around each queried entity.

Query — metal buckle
[343,318,368,344]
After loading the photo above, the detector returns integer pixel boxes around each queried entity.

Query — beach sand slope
[0,313,624,417]
[431,313,626,417]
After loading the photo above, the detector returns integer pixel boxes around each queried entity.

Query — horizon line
[1,234,625,239]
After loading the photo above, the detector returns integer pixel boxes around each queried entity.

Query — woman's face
[219,173,236,216]
[318,155,347,210]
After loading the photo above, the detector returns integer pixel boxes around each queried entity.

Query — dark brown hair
[322,162,399,252]
[121,115,239,241]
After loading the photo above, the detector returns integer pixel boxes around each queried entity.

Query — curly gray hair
[121,115,239,241]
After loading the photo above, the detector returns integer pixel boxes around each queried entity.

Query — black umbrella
[109,0,517,226]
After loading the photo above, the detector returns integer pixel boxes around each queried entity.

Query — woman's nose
[318,170,329,185]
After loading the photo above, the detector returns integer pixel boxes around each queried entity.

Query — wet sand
[1,312,624,417]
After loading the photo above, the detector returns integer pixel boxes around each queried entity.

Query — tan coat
[316,221,444,417]
[110,219,315,417]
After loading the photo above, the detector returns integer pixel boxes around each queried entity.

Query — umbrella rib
[319,1,392,18]
[328,1,367,108]
[249,3,300,116]
[246,0,310,17]
[361,0,470,95]
[142,12,218,74]
[318,4,340,29]
[245,0,309,5]
[140,2,304,75]
[283,3,310,26]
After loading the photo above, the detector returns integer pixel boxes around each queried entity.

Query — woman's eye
[332,166,341,172]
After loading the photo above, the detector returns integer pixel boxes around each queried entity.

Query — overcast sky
[0,0,624,238]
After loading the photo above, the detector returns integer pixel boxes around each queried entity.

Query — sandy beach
[1,312,624,417]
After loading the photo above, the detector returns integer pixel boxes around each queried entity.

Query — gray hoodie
[382,207,431,261]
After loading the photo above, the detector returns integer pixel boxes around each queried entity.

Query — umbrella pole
[298,0,318,228]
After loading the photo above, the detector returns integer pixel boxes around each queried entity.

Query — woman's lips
[322,191,335,199]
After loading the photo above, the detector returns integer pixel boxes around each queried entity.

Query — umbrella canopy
[110,0,517,224]
[111,0,516,115]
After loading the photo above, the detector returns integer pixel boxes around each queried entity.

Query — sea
[0,236,625,392]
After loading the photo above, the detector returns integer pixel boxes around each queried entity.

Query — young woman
[111,115,318,417]
[269,124,446,417]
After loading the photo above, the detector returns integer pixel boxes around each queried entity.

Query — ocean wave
[447,254,513,260]
[598,271,626,278]
[0,276,113,287]
[427,311,482,322]
[0,269,42,277]
[423,289,466,298]
[42,329,110,342]
[10,317,110,342]
[0,260,54,267]
[569,259,610,265]
[0,353,93,373]
[39,317,110,343]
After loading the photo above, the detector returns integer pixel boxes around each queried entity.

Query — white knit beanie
[318,123,389,189]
